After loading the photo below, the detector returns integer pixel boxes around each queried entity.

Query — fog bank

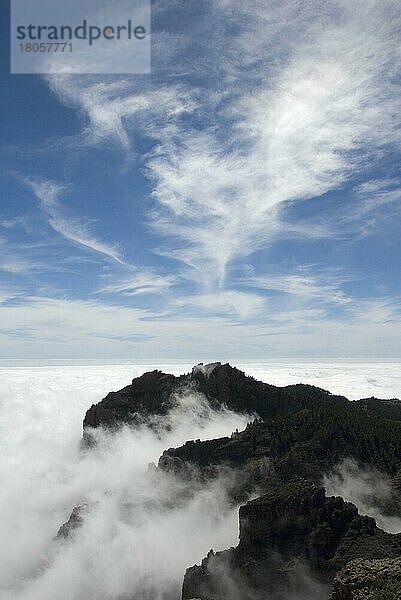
[0,368,249,599]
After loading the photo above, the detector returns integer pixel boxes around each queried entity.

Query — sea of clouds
[0,362,400,599]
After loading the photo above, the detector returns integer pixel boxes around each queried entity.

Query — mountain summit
[78,363,401,599]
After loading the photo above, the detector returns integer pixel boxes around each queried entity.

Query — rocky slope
[83,363,400,454]
[182,480,401,600]
[329,557,401,599]
[76,363,401,599]
[159,404,401,502]
[83,363,353,436]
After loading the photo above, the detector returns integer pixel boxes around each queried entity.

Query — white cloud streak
[42,2,401,290]
[245,270,351,306]
[98,270,175,296]
[146,0,401,286]
[174,290,266,319]
[0,286,21,305]
[25,178,125,264]
[46,77,196,152]
[0,236,52,276]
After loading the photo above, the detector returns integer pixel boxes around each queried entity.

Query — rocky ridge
[77,363,401,599]
[182,480,401,600]
[83,362,353,437]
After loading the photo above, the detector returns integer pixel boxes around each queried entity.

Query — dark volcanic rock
[329,557,401,599]
[182,481,401,600]
[83,363,401,477]
[76,363,401,599]
[82,363,352,439]
[83,370,181,432]
[191,363,307,418]
[160,404,401,496]
[81,362,304,445]
[56,504,88,540]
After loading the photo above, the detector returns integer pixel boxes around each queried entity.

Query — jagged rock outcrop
[82,363,352,442]
[83,370,183,434]
[73,363,401,599]
[159,406,401,497]
[56,504,88,540]
[182,480,401,600]
[329,557,401,599]
[83,363,401,487]
[83,365,401,484]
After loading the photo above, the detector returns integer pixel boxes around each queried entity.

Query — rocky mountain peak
[191,362,222,378]
[183,480,401,600]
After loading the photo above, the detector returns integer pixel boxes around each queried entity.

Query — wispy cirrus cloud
[24,178,125,264]
[97,269,176,296]
[244,269,352,307]
[148,1,401,287]
[174,290,265,319]
[0,235,52,276]
[0,215,33,233]
[46,77,196,152]
[348,296,401,325]
[349,178,401,232]
[43,1,401,293]
[0,286,22,305]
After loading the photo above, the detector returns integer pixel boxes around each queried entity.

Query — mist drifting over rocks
[324,458,401,534]
[1,362,401,600]
[0,366,250,600]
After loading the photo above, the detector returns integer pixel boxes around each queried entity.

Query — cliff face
[182,481,401,600]
[74,363,401,600]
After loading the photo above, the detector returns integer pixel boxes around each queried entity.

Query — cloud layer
[1,365,400,599]
[0,366,250,600]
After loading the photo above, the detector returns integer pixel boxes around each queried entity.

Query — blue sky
[0,0,401,360]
